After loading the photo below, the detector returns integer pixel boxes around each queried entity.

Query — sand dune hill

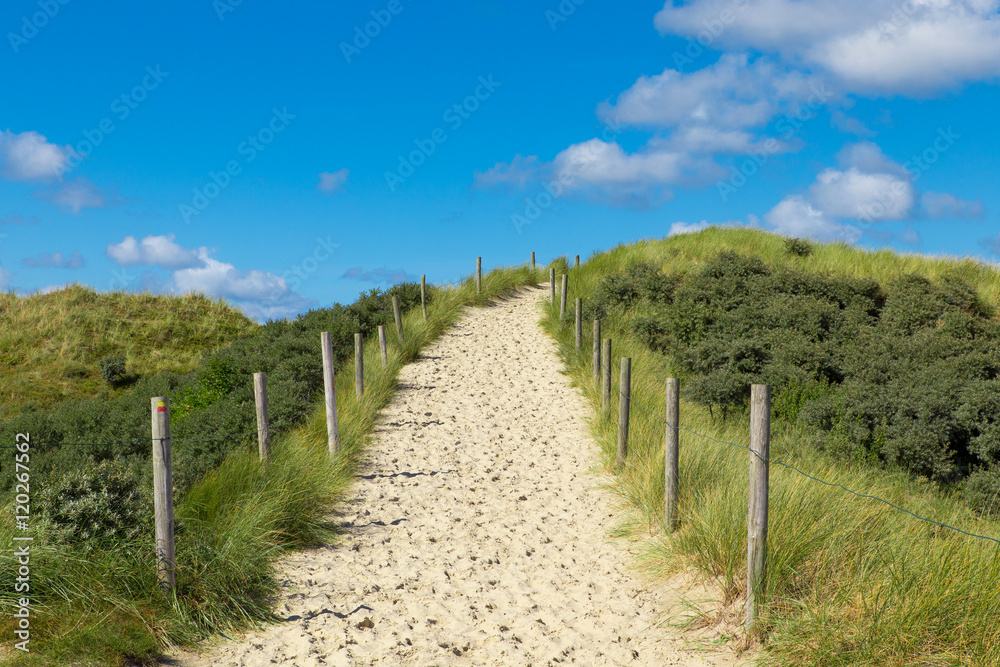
[170,287,746,666]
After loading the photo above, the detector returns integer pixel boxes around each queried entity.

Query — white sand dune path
[171,287,746,666]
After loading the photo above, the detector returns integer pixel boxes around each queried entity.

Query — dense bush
[0,283,425,498]
[99,354,128,387]
[594,252,1000,511]
[785,237,814,257]
[37,459,153,547]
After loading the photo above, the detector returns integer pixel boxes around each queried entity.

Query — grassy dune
[542,228,1000,666]
[0,266,541,667]
[0,285,258,420]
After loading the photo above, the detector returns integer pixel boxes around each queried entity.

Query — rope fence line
[609,373,1000,546]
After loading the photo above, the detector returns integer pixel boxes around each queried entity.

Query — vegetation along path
[173,287,744,666]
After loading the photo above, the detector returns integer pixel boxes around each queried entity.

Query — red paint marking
[157,406,167,412]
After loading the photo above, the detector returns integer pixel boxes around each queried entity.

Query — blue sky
[2,0,999,320]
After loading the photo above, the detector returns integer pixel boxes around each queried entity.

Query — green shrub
[785,237,814,257]
[99,355,127,386]
[37,459,153,547]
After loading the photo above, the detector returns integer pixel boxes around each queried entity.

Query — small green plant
[99,354,128,386]
[785,237,814,257]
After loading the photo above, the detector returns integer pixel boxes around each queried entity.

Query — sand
[170,287,746,667]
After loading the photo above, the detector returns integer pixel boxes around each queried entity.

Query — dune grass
[0,285,258,420]
[0,264,542,667]
[542,228,1000,666]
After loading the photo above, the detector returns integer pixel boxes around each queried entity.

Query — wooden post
[560,274,568,320]
[601,339,612,413]
[575,254,580,268]
[531,251,535,269]
[378,324,388,365]
[392,295,404,342]
[151,396,175,591]
[355,332,364,398]
[593,319,601,381]
[321,331,340,454]
[665,378,680,533]
[476,256,482,294]
[420,274,427,320]
[253,372,270,463]
[617,358,631,467]
[574,298,582,350]
[746,384,772,633]
[549,268,555,305]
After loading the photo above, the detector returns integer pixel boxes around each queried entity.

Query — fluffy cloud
[809,167,915,220]
[173,251,289,301]
[764,195,864,243]
[668,221,713,237]
[106,234,203,269]
[0,130,70,182]
[654,0,1000,94]
[318,168,349,193]
[22,251,85,269]
[598,54,827,130]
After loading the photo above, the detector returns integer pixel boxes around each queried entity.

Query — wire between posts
[608,374,1000,546]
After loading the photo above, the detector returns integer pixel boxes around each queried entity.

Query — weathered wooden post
[321,331,340,454]
[593,319,601,381]
[392,295,404,343]
[531,251,535,269]
[575,254,580,268]
[421,274,427,320]
[378,324,388,365]
[665,378,680,533]
[476,256,482,294]
[549,268,555,305]
[574,298,582,350]
[560,274,568,320]
[151,396,175,591]
[253,372,270,463]
[746,384,772,633]
[602,339,612,413]
[617,358,631,467]
[355,332,364,398]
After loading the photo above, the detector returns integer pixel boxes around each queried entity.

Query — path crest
[173,288,742,666]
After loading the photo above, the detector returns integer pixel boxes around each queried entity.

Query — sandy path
[172,287,744,666]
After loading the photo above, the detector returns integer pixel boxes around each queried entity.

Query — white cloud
[668,221,713,237]
[654,0,1000,95]
[0,130,70,182]
[836,141,910,177]
[831,110,876,137]
[764,195,864,242]
[809,167,915,220]
[174,250,289,302]
[318,168,349,193]
[106,234,203,269]
[921,191,984,218]
[598,54,825,130]
[473,155,541,189]
[22,251,85,269]
[43,177,108,214]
